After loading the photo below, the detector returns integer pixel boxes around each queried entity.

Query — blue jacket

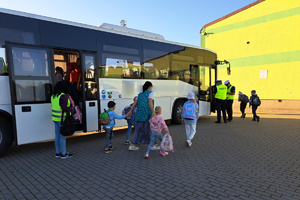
[104,110,126,128]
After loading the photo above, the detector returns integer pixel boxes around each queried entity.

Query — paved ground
[1,115,300,200]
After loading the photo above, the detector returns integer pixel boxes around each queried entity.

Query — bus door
[7,44,54,145]
[80,53,99,132]
[198,65,211,116]
[210,66,216,112]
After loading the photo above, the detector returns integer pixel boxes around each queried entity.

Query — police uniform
[226,83,235,121]
[214,81,227,123]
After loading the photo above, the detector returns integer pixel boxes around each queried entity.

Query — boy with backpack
[181,92,199,147]
[144,106,170,158]
[122,97,137,144]
[100,101,130,153]
[249,90,261,122]
[238,91,249,118]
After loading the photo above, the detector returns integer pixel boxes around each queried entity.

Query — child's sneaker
[55,153,62,158]
[160,152,169,157]
[257,116,260,122]
[109,146,115,150]
[144,153,149,158]
[150,145,160,150]
[128,145,139,151]
[105,149,112,154]
[124,141,131,145]
[61,152,73,159]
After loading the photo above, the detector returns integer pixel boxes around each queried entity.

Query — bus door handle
[89,102,95,107]
[22,106,31,112]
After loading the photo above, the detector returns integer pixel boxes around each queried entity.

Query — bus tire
[172,100,185,125]
[0,116,13,157]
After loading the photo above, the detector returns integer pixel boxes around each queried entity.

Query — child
[144,106,169,158]
[249,90,261,122]
[103,101,130,153]
[238,91,249,118]
[181,92,199,147]
[123,96,137,144]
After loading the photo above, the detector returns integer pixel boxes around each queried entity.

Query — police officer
[214,80,227,123]
[224,80,235,122]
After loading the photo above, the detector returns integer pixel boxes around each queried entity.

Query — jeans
[185,124,196,141]
[215,99,227,122]
[240,103,247,114]
[54,121,66,155]
[252,105,258,119]
[146,132,162,153]
[126,117,136,142]
[104,126,113,149]
[226,100,233,120]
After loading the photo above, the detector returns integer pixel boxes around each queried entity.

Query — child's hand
[126,113,131,118]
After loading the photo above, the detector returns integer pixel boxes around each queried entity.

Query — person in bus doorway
[51,81,73,159]
[128,81,156,151]
[214,80,227,123]
[67,57,81,105]
[55,66,64,82]
[224,80,235,122]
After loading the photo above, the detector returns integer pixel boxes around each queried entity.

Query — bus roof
[0,7,216,54]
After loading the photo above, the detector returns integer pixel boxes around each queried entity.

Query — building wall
[200,0,300,114]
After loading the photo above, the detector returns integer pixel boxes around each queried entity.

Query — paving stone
[0,116,299,199]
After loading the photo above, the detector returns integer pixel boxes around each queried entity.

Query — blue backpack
[182,101,197,120]
[252,96,261,106]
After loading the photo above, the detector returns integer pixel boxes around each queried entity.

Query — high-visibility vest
[227,85,234,100]
[215,84,227,100]
[51,93,70,122]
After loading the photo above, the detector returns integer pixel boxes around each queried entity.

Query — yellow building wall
[201,0,300,101]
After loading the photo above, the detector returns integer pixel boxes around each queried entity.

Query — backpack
[160,133,174,152]
[252,96,261,106]
[68,95,82,123]
[99,110,111,125]
[241,94,249,103]
[122,106,132,120]
[60,111,76,136]
[182,101,197,120]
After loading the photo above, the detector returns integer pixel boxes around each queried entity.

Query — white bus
[0,8,217,156]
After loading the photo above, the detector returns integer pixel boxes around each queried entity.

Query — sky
[0,0,257,47]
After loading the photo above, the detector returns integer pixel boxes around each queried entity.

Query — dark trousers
[69,82,79,105]
[240,103,247,114]
[252,105,258,119]
[226,100,233,120]
[215,99,227,122]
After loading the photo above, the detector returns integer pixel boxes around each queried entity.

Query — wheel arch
[0,110,14,140]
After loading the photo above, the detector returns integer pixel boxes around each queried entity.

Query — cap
[133,96,137,102]
[224,80,230,85]
[187,92,195,100]
[108,101,116,108]
[216,80,222,83]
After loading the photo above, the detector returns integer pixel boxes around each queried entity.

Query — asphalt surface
[1,115,300,200]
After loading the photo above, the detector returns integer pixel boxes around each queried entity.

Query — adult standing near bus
[224,80,235,122]
[128,81,155,150]
[51,81,73,159]
[214,80,227,123]
[67,58,81,105]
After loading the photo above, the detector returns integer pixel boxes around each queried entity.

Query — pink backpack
[160,133,174,152]
[68,95,82,124]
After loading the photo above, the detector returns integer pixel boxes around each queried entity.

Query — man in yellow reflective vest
[214,80,227,123]
[224,80,235,122]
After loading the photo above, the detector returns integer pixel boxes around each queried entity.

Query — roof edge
[200,0,265,31]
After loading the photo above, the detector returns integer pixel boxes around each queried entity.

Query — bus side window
[0,47,8,75]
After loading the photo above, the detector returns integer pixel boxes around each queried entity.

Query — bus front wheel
[172,100,185,125]
[0,117,13,157]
